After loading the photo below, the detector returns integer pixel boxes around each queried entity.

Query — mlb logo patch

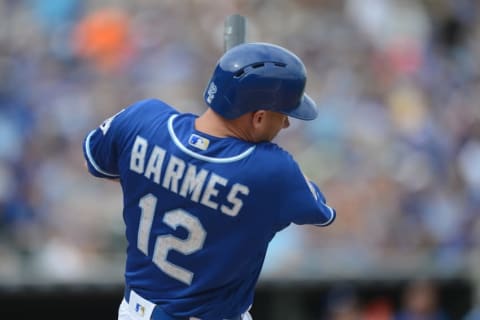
[128,289,155,320]
[189,134,210,151]
[135,303,145,317]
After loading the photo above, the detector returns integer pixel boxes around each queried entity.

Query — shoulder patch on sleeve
[99,109,125,135]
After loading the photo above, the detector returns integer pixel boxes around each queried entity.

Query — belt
[124,285,242,320]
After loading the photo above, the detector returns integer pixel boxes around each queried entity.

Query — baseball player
[83,42,336,320]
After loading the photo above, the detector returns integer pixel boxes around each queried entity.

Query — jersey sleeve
[83,108,126,179]
[83,98,175,179]
[270,149,336,228]
[304,179,336,226]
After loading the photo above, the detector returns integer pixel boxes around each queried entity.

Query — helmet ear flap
[204,42,318,120]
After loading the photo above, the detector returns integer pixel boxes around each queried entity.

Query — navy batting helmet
[204,42,318,120]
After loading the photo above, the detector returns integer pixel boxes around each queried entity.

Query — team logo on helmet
[206,82,217,104]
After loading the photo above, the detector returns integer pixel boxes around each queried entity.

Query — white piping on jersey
[85,129,120,177]
[167,114,256,163]
[315,205,336,226]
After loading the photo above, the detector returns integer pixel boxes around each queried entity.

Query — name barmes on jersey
[130,135,249,217]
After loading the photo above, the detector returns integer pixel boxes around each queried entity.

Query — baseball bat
[224,14,247,51]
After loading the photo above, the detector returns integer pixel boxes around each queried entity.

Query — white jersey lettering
[221,183,249,217]
[130,136,148,174]
[144,146,167,184]
[129,137,248,216]
[162,155,186,194]
[200,173,228,210]
[179,164,208,203]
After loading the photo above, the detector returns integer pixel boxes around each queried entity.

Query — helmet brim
[282,93,318,120]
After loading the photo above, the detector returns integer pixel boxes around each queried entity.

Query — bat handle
[224,14,246,52]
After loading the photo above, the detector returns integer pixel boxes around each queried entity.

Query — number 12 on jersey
[137,194,207,285]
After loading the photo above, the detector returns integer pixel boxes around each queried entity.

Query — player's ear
[251,110,266,129]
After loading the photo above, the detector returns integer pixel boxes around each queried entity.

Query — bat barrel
[224,14,246,51]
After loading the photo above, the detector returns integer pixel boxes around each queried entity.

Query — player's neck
[195,109,255,142]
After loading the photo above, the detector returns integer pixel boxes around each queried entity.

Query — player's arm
[302,175,336,227]
[83,99,177,180]
[274,156,336,227]
[83,160,120,182]
[83,108,126,180]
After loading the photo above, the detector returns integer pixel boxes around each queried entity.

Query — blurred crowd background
[0,0,480,318]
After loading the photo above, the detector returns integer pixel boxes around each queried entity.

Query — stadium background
[0,0,479,318]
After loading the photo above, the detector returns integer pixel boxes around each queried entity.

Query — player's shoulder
[255,142,294,160]
[116,98,179,130]
[126,98,179,117]
[101,98,179,138]
[252,142,299,172]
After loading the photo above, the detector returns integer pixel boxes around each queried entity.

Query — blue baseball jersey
[83,99,335,319]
